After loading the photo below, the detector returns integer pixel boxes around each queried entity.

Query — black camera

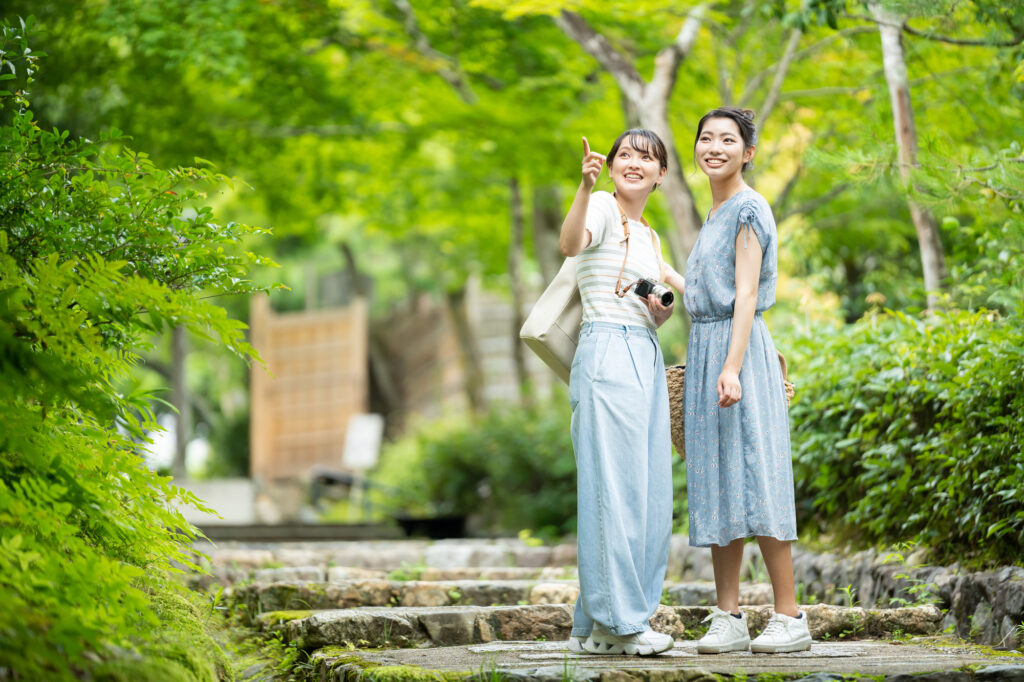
[634,278,674,306]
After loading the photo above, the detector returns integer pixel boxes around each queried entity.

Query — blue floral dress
[682,188,797,548]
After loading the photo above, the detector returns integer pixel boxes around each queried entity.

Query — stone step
[191,538,579,581]
[227,579,779,619]
[196,563,580,589]
[260,603,944,651]
[306,639,1024,682]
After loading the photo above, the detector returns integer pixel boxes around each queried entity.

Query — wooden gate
[249,295,368,481]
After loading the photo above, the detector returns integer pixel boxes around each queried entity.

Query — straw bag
[667,352,795,459]
[520,197,663,385]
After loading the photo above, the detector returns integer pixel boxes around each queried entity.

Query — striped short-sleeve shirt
[578,191,664,329]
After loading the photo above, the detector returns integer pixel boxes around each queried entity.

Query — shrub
[374,391,691,540]
[374,396,579,539]
[0,20,271,679]
[789,306,1024,565]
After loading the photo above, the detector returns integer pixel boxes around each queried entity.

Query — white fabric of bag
[519,257,582,385]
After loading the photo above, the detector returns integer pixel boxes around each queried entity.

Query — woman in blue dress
[683,107,812,654]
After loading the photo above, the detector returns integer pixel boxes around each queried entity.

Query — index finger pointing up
[582,136,591,157]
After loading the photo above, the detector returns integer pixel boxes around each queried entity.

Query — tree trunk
[341,242,399,419]
[171,325,189,479]
[556,8,706,272]
[445,285,486,414]
[637,96,701,269]
[508,177,532,406]
[531,184,563,284]
[870,2,948,309]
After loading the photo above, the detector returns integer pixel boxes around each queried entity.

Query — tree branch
[713,38,732,104]
[256,122,409,138]
[759,27,802,130]
[648,4,706,105]
[739,26,875,107]
[780,65,981,100]
[845,12,1024,47]
[556,10,645,101]
[778,183,851,223]
[393,0,478,104]
[773,162,803,219]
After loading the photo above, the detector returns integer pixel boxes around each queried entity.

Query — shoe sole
[750,638,812,654]
[583,639,674,656]
[567,638,585,654]
[696,638,751,654]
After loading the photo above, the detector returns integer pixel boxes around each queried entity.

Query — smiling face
[607,132,667,195]
[695,116,755,179]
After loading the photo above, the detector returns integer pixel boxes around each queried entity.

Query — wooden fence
[249,295,368,481]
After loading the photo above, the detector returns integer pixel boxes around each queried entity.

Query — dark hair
[694,107,757,172]
[607,129,669,189]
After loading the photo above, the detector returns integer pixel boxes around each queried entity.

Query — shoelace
[702,612,733,637]
[760,615,788,638]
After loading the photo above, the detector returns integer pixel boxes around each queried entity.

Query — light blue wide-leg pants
[568,322,673,637]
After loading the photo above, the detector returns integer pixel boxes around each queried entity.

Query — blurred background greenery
[4,0,1023,554]
[3,2,1023,678]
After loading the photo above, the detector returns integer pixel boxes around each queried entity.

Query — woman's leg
[710,538,745,612]
[756,536,799,617]
[571,330,658,636]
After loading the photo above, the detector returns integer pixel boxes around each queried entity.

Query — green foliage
[374,394,690,539]
[789,306,1024,565]
[0,20,273,680]
[374,396,579,538]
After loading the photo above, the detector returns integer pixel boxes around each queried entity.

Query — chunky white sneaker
[697,606,751,654]
[567,635,586,653]
[750,611,812,653]
[583,625,674,656]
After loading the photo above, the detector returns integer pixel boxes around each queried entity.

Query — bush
[374,391,691,540]
[0,21,270,680]
[789,306,1024,565]
[374,396,579,539]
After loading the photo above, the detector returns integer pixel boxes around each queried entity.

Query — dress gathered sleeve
[736,201,771,253]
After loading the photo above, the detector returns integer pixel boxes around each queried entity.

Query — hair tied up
[740,108,756,122]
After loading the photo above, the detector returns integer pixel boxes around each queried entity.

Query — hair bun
[740,108,756,121]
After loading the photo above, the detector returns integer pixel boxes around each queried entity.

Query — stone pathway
[260,603,945,649]
[193,536,1024,680]
[313,639,1024,681]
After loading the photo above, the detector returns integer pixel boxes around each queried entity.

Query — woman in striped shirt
[559,129,686,656]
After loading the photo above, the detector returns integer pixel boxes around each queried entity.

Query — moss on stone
[260,609,314,625]
[317,652,475,682]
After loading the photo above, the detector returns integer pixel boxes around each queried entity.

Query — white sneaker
[567,635,586,653]
[750,611,812,653]
[696,606,751,654]
[583,624,674,656]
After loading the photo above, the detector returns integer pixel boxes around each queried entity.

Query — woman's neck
[613,189,649,221]
[709,175,749,208]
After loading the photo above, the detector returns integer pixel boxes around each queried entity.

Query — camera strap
[612,194,661,299]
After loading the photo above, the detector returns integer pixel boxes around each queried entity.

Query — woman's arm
[717,227,763,408]
[664,265,685,297]
[559,137,605,257]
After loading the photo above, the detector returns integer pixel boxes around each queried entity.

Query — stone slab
[310,639,1024,681]
[263,604,943,650]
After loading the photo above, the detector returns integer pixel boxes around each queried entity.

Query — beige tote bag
[519,257,582,385]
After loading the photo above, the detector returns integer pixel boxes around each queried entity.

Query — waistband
[691,311,764,324]
[580,321,657,339]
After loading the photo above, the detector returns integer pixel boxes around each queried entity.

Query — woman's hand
[643,293,673,328]
[717,368,741,408]
[581,136,606,190]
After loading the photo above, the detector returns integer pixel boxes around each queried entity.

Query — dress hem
[688,530,798,548]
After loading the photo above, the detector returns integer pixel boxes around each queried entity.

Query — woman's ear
[744,145,756,165]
